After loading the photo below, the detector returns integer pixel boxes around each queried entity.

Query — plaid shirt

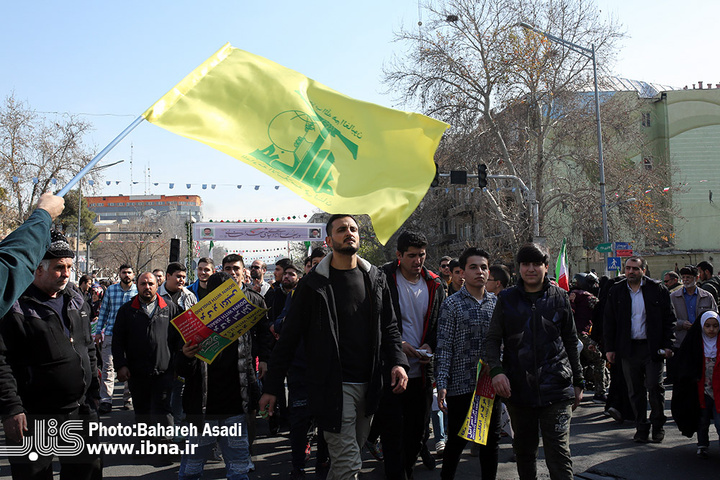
[436,285,496,396]
[96,282,137,336]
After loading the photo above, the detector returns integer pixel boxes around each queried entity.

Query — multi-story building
[85,194,203,223]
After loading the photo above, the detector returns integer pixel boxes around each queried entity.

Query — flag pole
[57,115,145,197]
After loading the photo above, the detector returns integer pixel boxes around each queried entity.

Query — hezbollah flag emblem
[142,44,449,244]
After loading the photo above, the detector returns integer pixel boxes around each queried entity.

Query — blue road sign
[614,242,631,251]
[608,257,622,271]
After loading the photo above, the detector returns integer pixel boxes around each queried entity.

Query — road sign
[607,257,622,271]
[614,242,632,251]
[616,249,633,257]
[596,242,613,253]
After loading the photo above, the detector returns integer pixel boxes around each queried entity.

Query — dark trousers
[128,370,173,433]
[374,377,432,479]
[698,394,720,448]
[507,400,574,480]
[605,361,635,420]
[441,392,501,480]
[287,379,328,471]
[8,408,102,480]
[620,340,666,429]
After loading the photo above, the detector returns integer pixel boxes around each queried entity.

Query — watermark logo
[0,419,84,461]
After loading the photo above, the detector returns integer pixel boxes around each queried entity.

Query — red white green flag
[555,238,569,291]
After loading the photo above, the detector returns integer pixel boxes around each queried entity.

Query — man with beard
[221,254,272,448]
[95,263,137,414]
[264,258,293,319]
[112,272,179,435]
[604,256,675,443]
[0,231,101,479]
[188,257,215,301]
[177,271,268,479]
[153,268,165,287]
[260,214,408,480]
[250,260,271,296]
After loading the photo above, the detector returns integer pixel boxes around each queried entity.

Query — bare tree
[0,94,94,225]
[385,0,669,259]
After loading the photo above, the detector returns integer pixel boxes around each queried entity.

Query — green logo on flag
[249,94,360,196]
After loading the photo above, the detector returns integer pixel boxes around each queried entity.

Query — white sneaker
[435,440,445,455]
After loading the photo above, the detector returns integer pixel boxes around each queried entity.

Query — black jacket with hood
[264,252,407,433]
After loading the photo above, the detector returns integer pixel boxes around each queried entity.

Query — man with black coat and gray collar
[259,214,408,480]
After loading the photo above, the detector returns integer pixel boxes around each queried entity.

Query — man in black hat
[0,230,101,480]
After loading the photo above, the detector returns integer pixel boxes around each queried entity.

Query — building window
[641,112,651,127]
[643,156,653,170]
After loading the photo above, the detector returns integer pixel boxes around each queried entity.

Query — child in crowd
[672,311,720,458]
[696,312,720,458]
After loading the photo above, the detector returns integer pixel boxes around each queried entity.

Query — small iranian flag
[555,238,570,291]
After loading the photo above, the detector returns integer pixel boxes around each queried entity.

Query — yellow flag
[142,44,448,244]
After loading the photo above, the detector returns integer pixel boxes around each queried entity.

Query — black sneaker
[697,447,709,459]
[606,407,623,424]
[98,402,112,415]
[633,429,650,443]
[651,427,665,443]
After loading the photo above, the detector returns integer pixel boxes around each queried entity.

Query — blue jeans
[698,394,720,448]
[432,408,448,444]
[179,414,253,480]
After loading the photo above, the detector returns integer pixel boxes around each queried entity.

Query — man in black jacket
[0,231,101,480]
[112,272,179,432]
[177,271,271,479]
[486,243,583,480]
[604,256,675,443]
[259,214,408,480]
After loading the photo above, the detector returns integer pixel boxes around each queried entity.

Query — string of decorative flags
[11,176,690,195]
[206,215,311,223]
[10,176,286,191]
[8,175,697,199]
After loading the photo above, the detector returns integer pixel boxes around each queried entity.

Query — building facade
[85,194,203,223]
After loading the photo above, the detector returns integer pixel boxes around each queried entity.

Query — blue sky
[2,0,716,255]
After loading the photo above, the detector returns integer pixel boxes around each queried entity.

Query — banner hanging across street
[193,222,325,242]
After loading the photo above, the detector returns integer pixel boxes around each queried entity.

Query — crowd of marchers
[0,197,718,480]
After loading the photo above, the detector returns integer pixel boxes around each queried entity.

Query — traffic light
[478,164,488,188]
[169,238,180,263]
[450,170,467,184]
[431,163,440,188]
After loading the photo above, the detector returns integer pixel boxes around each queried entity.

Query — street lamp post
[517,22,609,271]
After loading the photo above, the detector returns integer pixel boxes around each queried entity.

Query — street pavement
[0,385,718,479]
